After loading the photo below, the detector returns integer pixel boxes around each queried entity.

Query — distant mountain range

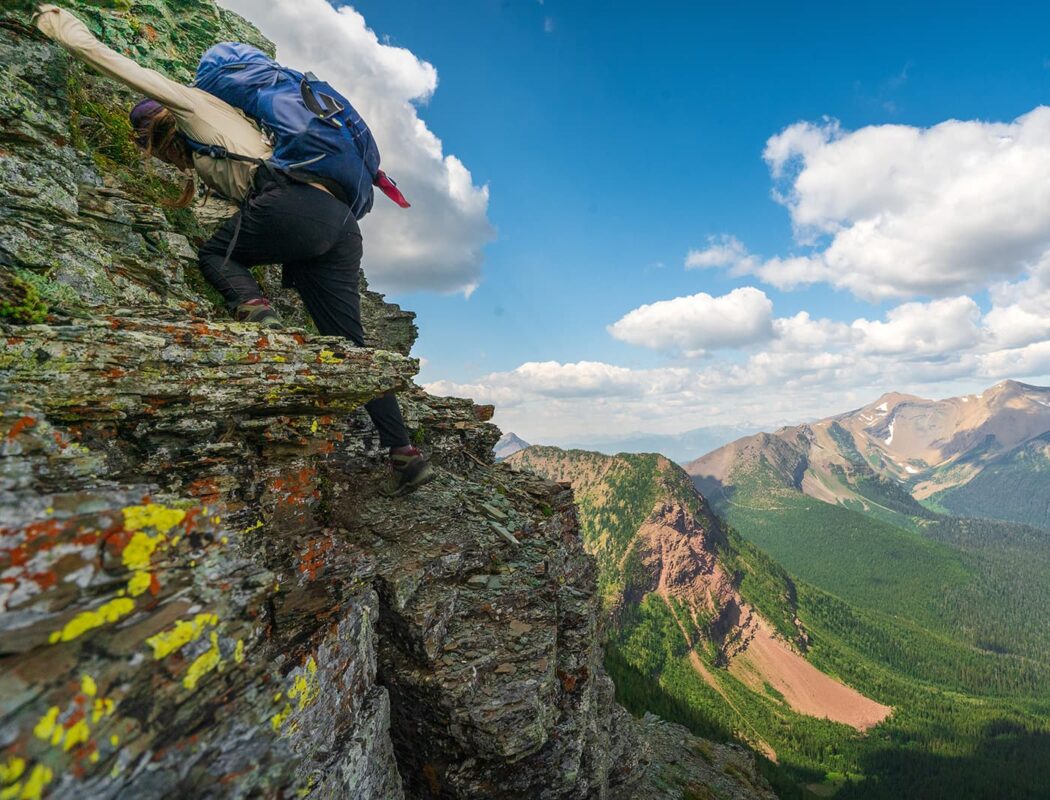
[493,431,530,461]
[688,380,1050,531]
[560,423,766,465]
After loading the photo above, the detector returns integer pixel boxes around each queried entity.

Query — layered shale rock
[1,2,773,798]
[614,714,777,800]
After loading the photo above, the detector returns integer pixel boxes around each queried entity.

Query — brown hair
[141,108,196,208]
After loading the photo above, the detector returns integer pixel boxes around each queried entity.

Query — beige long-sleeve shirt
[34,4,273,202]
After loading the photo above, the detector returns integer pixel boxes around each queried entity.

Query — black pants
[199,172,411,449]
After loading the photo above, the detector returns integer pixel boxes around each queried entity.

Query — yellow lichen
[49,597,136,644]
[310,419,319,434]
[109,734,120,747]
[32,708,59,742]
[18,764,52,800]
[270,657,320,734]
[287,657,320,711]
[146,613,219,660]
[91,698,115,724]
[121,503,186,534]
[121,531,166,572]
[0,757,25,785]
[317,348,343,364]
[62,718,90,751]
[126,571,152,597]
[183,631,223,690]
[81,675,97,697]
[234,639,245,664]
[270,703,292,732]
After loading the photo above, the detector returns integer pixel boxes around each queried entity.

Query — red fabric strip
[374,170,410,208]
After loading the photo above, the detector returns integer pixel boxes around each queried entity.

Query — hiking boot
[234,298,283,329]
[379,446,435,497]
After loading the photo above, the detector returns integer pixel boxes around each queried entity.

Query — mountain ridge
[688,380,1050,530]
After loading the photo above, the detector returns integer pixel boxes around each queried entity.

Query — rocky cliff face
[0,3,775,798]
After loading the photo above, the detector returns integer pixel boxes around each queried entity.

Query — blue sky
[234,0,1050,445]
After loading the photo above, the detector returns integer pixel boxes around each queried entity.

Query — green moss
[2,1,39,16]
[0,271,49,324]
[66,63,140,169]
[761,681,786,703]
[411,424,426,445]
[6,267,86,316]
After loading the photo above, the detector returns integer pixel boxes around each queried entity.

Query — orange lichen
[6,416,36,441]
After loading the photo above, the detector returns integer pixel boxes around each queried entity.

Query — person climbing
[32,4,434,497]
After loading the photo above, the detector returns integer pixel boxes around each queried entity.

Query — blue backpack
[191,42,408,219]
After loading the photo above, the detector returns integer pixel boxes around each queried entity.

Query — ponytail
[141,108,196,209]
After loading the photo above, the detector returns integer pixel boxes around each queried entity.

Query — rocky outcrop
[1,301,640,798]
[613,714,777,800]
[629,499,760,664]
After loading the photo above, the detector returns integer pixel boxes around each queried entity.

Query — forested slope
[513,443,1050,799]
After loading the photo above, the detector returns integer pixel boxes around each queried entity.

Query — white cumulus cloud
[219,0,494,294]
[771,312,850,352]
[607,287,775,355]
[759,108,1050,300]
[851,297,983,357]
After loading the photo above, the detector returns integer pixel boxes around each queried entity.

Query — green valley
[511,437,1050,800]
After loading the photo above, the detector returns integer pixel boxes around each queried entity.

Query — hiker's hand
[32,4,61,35]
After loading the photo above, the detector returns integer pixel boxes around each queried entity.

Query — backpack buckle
[204,144,229,159]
